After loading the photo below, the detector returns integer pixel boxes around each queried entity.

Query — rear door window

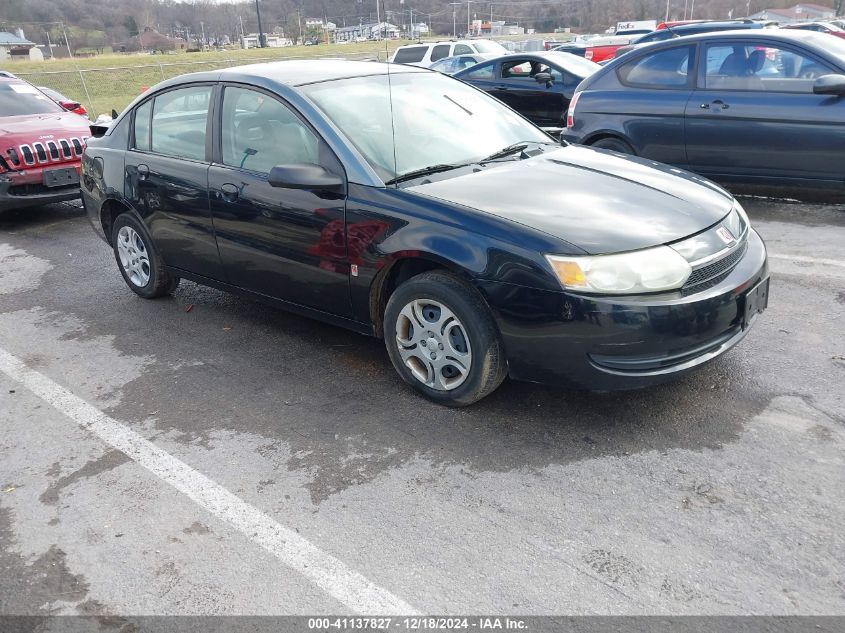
[462,61,495,80]
[393,46,427,64]
[150,85,212,161]
[618,45,694,88]
[431,44,451,62]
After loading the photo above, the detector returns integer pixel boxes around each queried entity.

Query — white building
[242,33,293,48]
[749,3,836,23]
[334,22,399,42]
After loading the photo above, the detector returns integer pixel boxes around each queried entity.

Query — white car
[389,39,507,68]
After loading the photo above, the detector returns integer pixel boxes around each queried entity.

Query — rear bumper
[0,177,80,211]
[478,229,768,390]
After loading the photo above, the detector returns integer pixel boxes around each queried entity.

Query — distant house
[119,28,184,53]
[0,30,37,61]
[749,3,837,23]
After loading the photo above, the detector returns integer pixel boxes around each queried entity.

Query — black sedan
[81,60,768,406]
[453,51,600,127]
[562,30,845,194]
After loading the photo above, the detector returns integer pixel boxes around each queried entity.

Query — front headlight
[545,245,692,295]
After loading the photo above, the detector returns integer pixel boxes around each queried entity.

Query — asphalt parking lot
[0,197,843,620]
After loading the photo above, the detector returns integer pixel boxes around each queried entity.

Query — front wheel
[384,271,507,407]
[111,213,179,299]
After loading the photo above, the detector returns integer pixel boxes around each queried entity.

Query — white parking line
[0,347,419,615]
[769,253,845,268]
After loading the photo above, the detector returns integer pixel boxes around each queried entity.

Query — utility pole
[665,0,670,21]
[255,0,265,47]
[200,21,206,47]
[45,30,52,59]
[61,22,73,58]
[689,0,695,19]
[467,1,472,36]
[376,0,381,39]
[450,3,459,37]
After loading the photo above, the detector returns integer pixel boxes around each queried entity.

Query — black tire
[384,271,507,407]
[111,213,179,299]
[591,137,635,155]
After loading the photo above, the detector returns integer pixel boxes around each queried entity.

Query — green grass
[11,41,403,117]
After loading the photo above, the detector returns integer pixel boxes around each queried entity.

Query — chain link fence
[16,51,385,119]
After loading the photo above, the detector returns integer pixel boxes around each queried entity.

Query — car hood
[0,112,89,140]
[408,145,734,254]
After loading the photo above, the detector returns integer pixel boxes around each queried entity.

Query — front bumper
[478,229,768,390]
[0,176,80,212]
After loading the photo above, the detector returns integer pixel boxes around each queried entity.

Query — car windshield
[0,81,64,116]
[472,41,507,54]
[301,71,550,182]
[808,31,845,62]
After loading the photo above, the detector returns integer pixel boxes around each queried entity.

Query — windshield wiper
[479,141,553,163]
[385,164,463,185]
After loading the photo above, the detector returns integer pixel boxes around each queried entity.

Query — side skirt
[168,267,376,338]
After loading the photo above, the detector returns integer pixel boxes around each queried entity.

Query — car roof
[216,59,428,86]
[632,27,837,51]
[668,20,762,31]
[602,28,845,73]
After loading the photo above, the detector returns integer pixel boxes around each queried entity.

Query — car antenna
[382,0,398,186]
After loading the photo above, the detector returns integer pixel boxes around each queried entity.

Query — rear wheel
[384,271,507,407]
[591,137,635,155]
[111,213,179,299]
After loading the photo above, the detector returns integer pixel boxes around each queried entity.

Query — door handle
[137,164,149,180]
[496,84,509,90]
[218,183,239,202]
[700,100,730,110]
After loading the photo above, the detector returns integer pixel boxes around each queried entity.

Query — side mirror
[534,72,553,86]
[813,74,845,96]
[268,164,345,193]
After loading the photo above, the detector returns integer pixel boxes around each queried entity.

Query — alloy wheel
[395,299,472,391]
[116,226,151,288]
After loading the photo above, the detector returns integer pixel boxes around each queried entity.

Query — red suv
[0,77,90,212]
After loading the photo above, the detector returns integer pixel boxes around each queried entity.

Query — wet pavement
[0,198,843,618]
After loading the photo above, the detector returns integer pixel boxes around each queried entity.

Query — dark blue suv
[562,30,845,193]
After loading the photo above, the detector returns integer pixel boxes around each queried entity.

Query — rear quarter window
[394,46,427,64]
[617,45,693,88]
[431,44,451,62]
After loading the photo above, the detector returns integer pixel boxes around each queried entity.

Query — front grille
[681,240,747,296]
[8,138,86,169]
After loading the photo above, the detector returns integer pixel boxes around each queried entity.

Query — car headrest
[236,114,272,141]
[747,49,765,73]
[719,52,747,76]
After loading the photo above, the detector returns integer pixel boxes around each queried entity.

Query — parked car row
[407,24,845,194]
